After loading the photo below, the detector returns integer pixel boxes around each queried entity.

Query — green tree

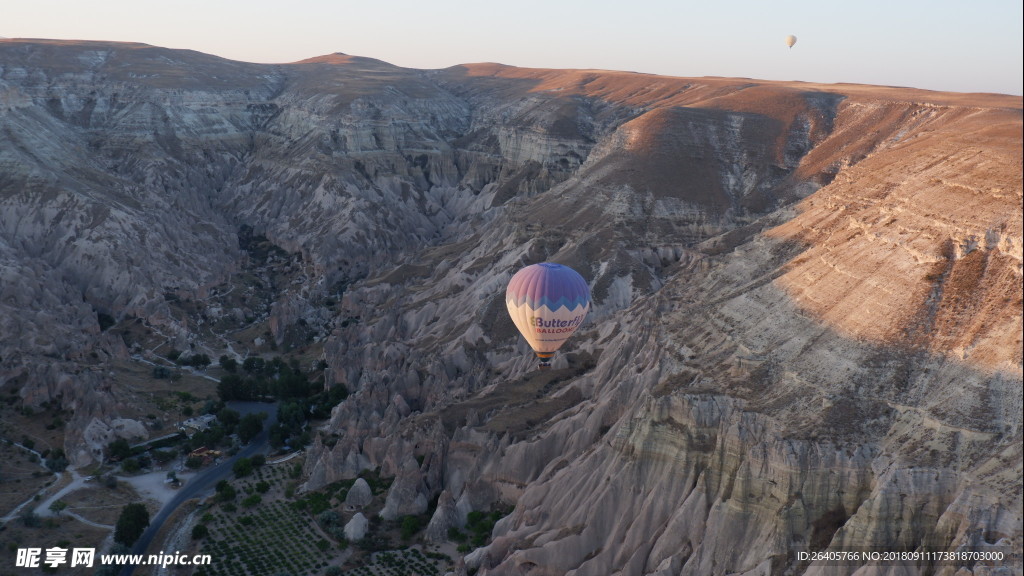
[217,408,241,429]
[217,374,246,402]
[108,438,131,460]
[114,503,150,546]
[233,457,253,478]
[45,448,68,472]
[238,413,264,444]
[242,356,265,374]
[269,425,286,449]
[400,515,421,540]
[219,355,238,373]
[215,482,237,502]
[191,524,209,540]
[187,353,211,368]
[97,312,116,331]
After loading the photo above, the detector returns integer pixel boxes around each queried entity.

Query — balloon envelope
[785,35,797,48]
[506,262,590,365]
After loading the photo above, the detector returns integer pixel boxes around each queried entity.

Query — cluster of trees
[316,509,347,542]
[212,409,266,444]
[107,438,153,472]
[217,356,313,401]
[270,401,308,449]
[109,354,349,474]
[447,508,510,551]
[162,349,212,369]
[181,409,267,465]
[268,381,348,449]
[108,404,268,471]
[108,438,133,460]
[215,355,347,450]
[232,454,266,477]
[42,448,68,472]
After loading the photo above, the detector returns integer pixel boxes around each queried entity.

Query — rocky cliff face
[1,39,1020,575]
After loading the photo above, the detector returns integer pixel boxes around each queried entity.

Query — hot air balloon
[506,262,591,369]
[785,35,797,49]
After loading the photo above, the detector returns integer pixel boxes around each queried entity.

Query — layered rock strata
[0,39,1020,574]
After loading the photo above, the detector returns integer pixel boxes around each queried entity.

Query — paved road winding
[120,402,277,576]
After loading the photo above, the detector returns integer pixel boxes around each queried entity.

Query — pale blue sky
[2,0,1022,95]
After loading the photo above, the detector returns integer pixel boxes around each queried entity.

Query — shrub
[108,438,131,460]
[317,510,341,527]
[20,511,40,527]
[45,449,68,472]
[400,516,421,540]
[238,415,263,444]
[152,449,175,464]
[220,356,238,373]
[216,483,237,502]
[114,503,150,546]
[233,457,253,478]
[97,312,116,331]
[186,354,212,368]
[242,356,265,374]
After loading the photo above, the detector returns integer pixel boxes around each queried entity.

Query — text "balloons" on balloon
[506,262,591,369]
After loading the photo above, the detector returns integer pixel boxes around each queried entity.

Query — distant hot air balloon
[785,35,797,49]
[506,262,591,369]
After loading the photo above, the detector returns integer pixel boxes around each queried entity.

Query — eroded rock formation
[1,39,1020,574]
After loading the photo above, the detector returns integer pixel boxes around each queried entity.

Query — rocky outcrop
[344,478,373,510]
[426,490,460,542]
[344,513,368,541]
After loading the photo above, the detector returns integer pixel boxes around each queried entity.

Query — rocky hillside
[1,39,1021,575]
